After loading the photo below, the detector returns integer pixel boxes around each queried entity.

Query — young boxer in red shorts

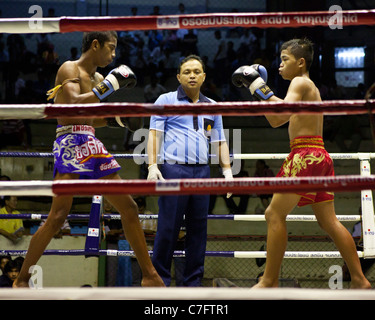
[232,38,371,289]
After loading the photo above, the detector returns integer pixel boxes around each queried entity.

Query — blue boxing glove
[232,64,274,100]
[93,65,137,101]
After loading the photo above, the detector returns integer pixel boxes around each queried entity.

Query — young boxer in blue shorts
[13,31,164,287]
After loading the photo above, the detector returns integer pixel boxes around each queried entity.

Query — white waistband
[56,125,95,138]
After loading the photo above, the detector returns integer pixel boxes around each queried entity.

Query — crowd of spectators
[0,4,370,107]
[0,3,273,150]
[0,4,269,104]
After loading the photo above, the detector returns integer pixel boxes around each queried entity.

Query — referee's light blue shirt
[149,86,226,164]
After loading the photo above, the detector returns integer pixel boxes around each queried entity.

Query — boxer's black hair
[82,31,118,53]
[281,38,314,71]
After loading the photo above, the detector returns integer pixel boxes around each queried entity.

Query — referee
[147,55,233,286]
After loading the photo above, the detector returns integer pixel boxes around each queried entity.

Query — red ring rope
[0,175,373,196]
[59,11,375,32]
[43,100,375,118]
[51,176,375,196]
[0,100,374,120]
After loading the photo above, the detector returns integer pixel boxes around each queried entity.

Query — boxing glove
[106,117,143,132]
[147,164,165,181]
[93,65,137,101]
[232,64,274,100]
[222,168,233,198]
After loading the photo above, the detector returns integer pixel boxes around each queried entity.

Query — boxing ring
[1,9,375,300]
[0,151,374,258]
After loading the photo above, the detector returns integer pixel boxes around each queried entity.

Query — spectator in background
[7,34,26,67]
[32,69,50,103]
[354,83,366,99]
[131,7,138,16]
[201,75,222,102]
[328,78,346,99]
[133,40,150,86]
[318,80,330,100]
[163,31,178,53]
[0,259,21,287]
[176,3,188,14]
[181,29,198,56]
[150,6,161,16]
[238,28,258,61]
[176,29,188,51]
[144,76,167,103]
[331,115,363,152]
[226,9,242,38]
[39,217,70,239]
[5,34,29,101]
[117,32,136,67]
[0,255,11,275]
[18,80,35,103]
[148,30,163,53]
[253,49,271,69]
[70,47,79,61]
[0,196,24,243]
[213,30,226,87]
[0,41,9,63]
[47,7,56,17]
[41,43,59,81]
[13,256,24,271]
[0,118,28,149]
[36,34,52,61]
[14,71,25,98]
[226,41,236,68]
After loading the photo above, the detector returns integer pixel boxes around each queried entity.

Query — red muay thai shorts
[276,136,334,207]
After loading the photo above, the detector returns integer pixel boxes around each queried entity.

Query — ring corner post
[84,195,102,258]
[359,158,375,258]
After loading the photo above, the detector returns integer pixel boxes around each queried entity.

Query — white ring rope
[0,213,362,222]
[233,215,362,222]
[1,151,375,160]
[0,249,364,259]
[236,152,375,160]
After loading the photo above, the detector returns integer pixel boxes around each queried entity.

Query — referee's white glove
[147,164,165,181]
[222,168,233,198]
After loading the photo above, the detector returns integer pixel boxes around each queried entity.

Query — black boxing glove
[93,65,137,101]
[232,64,274,100]
[106,117,143,132]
